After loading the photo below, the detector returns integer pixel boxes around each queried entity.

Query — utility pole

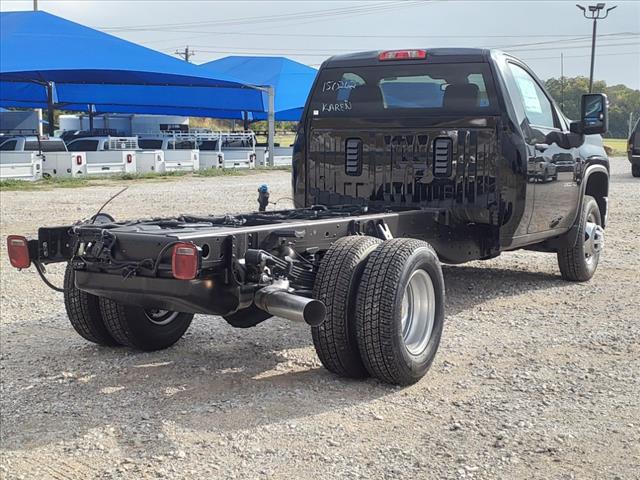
[33,0,37,10]
[175,46,195,63]
[576,3,617,93]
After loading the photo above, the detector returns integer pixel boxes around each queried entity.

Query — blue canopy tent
[199,56,317,122]
[0,11,266,134]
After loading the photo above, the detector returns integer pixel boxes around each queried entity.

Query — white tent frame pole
[267,86,275,167]
[252,85,276,167]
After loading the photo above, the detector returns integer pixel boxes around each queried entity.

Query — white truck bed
[220,148,255,169]
[164,150,199,172]
[199,151,223,170]
[84,151,137,176]
[265,147,293,167]
[41,152,87,178]
[136,150,166,174]
[0,151,43,181]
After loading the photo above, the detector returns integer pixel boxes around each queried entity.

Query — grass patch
[0,176,89,191]
[194,168,244,177]
[604,138,628,156]
[0,166,290,191]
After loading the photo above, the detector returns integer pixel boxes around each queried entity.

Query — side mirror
[570,93,608,135]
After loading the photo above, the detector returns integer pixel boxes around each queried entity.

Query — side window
[507,63,556,129]
[0,140,18,151]
[67,140,99,151]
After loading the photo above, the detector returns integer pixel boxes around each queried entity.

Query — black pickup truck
[7,49,610,385]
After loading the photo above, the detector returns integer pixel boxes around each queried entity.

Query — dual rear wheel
[312,236,445,385]
[63,264,192,350]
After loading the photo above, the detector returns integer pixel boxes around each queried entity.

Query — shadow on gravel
[442,264,570,316]
[2,263,570,452]
[1,319,390,452]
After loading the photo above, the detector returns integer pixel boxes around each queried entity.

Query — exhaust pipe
[254,285,325,327]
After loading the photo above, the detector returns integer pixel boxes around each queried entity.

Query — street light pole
[576,3,617,93]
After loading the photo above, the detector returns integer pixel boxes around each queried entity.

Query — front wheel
[355,239,445,385]
[632,164,640,178]
[557,195,604,282]
[99,300,193,351]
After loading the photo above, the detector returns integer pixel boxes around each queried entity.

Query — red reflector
[7,235,31,269]
[76,155,83,165]
[379,49,427,61]
[171,242,199,280]
[126,154,133,164]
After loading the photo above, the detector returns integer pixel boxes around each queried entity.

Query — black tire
[311,236,382,379]
[99,299,193,351]
[632,164,640,178]
[355,239,445,386]
[63,264,119,346]
[557,195,603,282]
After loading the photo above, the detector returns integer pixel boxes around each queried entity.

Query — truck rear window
[310,63,497,117]
[24,140,67,152]
[138,139,163,149]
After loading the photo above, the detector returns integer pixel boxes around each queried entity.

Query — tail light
[379,49,427,61]
[171,242,199,280]
[126,154,133,164]
[7,235,31,269]
[76,155,83,165]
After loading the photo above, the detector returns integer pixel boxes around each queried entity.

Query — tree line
[545,76,639,138]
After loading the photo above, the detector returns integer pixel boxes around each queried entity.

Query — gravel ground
[1,160,638,480]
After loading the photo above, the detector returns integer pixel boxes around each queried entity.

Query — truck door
[504,62,580,234]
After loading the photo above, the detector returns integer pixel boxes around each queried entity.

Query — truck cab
[629,118,640,177]
[0,135,68,152]
[294,48,609,262]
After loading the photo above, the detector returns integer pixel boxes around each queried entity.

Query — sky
[1,0,639,88]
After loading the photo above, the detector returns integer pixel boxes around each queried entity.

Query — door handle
[535,143,549,152]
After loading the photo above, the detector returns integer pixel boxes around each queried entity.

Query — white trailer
[41,152,87,178]
[0,151,43,181]
[136,150,165,174]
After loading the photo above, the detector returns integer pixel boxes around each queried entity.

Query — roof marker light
[379,49,427,61]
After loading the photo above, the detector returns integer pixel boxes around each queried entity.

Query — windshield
[310,63,497,117]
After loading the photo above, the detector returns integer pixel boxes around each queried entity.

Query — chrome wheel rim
[145,309,179,325]
[400,269,436,356]
[584,213,604,265]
